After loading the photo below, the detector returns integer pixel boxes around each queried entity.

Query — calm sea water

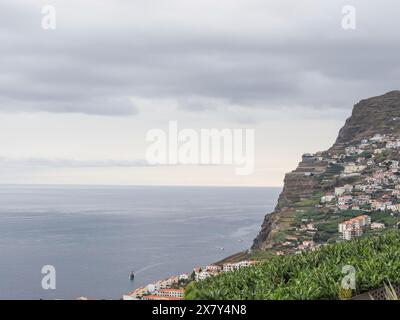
[0,185,280,300]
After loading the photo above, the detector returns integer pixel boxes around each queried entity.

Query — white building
[222,263,235,272]
[371,222,385,230]
[338,215,371,240]
[236,260,257,268]
[306,223,317,231]
[321,195,335,203]
[338,195,353,205]
[343,184,354,192]
[146,283,159,293]
[195,271,210,281]
[343,165,367,174]
[222,260,257,272]
[370,134,384,142]
[157,288,184,298]
[205,265,222,272]
[335,187,346,196]
[179,273,189,281]
[371,200,392,211]
[387,204,400,212]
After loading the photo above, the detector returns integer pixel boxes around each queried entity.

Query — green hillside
[185,230,400,300]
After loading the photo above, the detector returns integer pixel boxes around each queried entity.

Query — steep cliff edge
[252,90,400,250]
[335,90,400,146]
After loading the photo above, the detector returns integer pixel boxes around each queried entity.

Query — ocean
[0,185,280,300]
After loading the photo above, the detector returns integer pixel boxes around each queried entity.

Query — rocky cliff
[335,90,400,145]
[252,90,400,250]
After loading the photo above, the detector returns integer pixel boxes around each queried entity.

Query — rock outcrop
[332,90,400,152]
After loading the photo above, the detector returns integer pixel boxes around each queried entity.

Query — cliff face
[335,91,400,145]
[252,90,400,250]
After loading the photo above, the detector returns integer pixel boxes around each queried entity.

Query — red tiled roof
[143,295,181,300]
[159,288,184,293]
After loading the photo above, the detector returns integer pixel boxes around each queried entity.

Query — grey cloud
[1,0,400,116]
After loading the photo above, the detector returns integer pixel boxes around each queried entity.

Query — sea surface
[0,185,280,300]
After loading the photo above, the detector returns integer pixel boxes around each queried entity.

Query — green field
[185,230,400,300]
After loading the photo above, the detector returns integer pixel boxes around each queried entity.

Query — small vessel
[129,271,135,281]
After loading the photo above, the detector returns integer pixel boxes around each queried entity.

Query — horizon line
[0,183,283,188]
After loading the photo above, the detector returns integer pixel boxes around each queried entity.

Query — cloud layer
[1,0,400,116]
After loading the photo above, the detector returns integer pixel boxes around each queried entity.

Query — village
[122,260,258,300]
[322,133,400,237]
[272,133,400,256]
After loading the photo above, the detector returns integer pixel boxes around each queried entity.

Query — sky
[0,0,399,186]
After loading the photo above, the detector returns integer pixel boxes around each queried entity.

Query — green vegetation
[338,287,353,300]
[293,207,327,223]
[343,155,359,162]
[369,211,398,226]
[338,175,362,185]
[249,250,276,261]
[185,231,400,300]
[359,151,372,159]
[313,230,334,242]
[271,231,289,243]
[315,220,340,234]
[292,192,324,208]
[375,149,392,163]
[294,199,319,207]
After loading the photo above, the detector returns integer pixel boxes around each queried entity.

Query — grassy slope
[185,230,400,300]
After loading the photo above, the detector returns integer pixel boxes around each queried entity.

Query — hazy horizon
[0,183,284,188]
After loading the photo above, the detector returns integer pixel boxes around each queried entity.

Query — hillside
[252,90,400,252]
[185,230,400,300]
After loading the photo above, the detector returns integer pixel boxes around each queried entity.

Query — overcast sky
[0,0,399,186]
